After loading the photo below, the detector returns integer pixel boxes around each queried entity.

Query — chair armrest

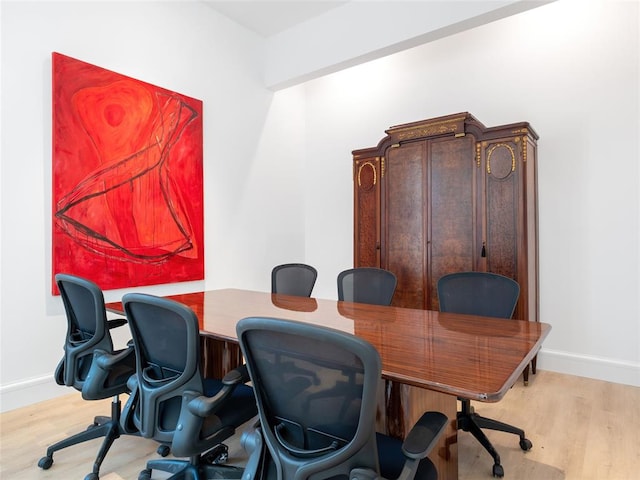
[54,357,65,386]
[94,345,135,369]
[222,364,250,385]
[120,374,140,435]
[126,372,138,392]
[82,346,136,400]
[401,411,448,460]
[349,468,380,480]
[187,364,251,418]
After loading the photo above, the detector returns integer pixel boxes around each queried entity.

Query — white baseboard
[0,375,67,413]
[537,348,640,387]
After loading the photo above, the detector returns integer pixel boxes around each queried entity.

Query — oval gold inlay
[486,143,515,178]
[357,161,377,189]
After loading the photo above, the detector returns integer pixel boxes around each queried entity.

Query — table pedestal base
[200,335,243,378]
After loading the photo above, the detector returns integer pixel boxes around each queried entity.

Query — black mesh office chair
[336,267,398,418]
[337,267,397,306]
[437,271,532,478]
[271,263,318,297]
[38,274,136,480]
[237,316,448,480]
[120,293,257,480]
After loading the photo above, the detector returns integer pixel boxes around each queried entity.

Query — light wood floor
[1,370,638,480]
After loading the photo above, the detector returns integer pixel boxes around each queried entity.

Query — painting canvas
[52,52,204,293]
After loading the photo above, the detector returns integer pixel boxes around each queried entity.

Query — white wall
[300,0,640,385]
[0,0,307,411]
[1,0,638,412]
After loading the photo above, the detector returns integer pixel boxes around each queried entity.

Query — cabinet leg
[531,354,538,374]
[522,364,530,386]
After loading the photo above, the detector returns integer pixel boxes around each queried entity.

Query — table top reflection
[106,288,550,402]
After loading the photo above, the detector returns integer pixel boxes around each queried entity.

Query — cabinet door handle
[481,242,486,257]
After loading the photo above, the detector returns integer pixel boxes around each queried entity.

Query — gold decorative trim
[389,115,466,141]
[357,160,377,187]
[522,136,528,162]
[486,143,516,174]
[381,157,385,178]
[476,142,481,168]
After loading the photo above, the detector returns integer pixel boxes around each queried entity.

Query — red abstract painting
[52,52,204,294]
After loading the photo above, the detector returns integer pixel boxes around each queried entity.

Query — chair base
[38,396,124,480]
[141,452,244,480]
[457,400,532,478]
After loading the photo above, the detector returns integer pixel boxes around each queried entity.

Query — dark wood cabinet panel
[428,135,477,311]
[354,155,381,267]
[385,141,427,309]
[352,113,539,381]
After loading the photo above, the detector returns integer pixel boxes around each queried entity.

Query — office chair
[437,271,533,478]
[337,267,397,306]
[237,316,448,480]
[38,273,136,480]
[271,263,318,297]
[119,293,258,480]
[336,267,398,416]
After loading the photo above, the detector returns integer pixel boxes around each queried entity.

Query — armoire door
[382,134,478,310]
[353,154,381,268]
[479,134,538,322]
[427,134,478,311]
[382,140,428,309]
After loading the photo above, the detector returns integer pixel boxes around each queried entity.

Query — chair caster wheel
[520,438,533,450]
[138,469,152,480]
[84,473,99,480]
[38,456,53,470]
[204,443,229,464]
[157,444,170,457]
[492,463,504,478]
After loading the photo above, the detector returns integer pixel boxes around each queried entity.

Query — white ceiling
[202,1,349,37]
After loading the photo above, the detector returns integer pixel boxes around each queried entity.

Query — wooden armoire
[352,111,539,338]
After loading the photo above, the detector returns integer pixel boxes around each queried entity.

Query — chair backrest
[122,293,204,444]
[237,317,382,480]
[271,263,318,297]
[55,273,113,389]
[437,271,520,319]
[337,267,397,306]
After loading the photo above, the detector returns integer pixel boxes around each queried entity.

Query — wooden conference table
[106,288,550,480]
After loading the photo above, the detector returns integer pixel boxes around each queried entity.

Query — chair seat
[376,433,437,480]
